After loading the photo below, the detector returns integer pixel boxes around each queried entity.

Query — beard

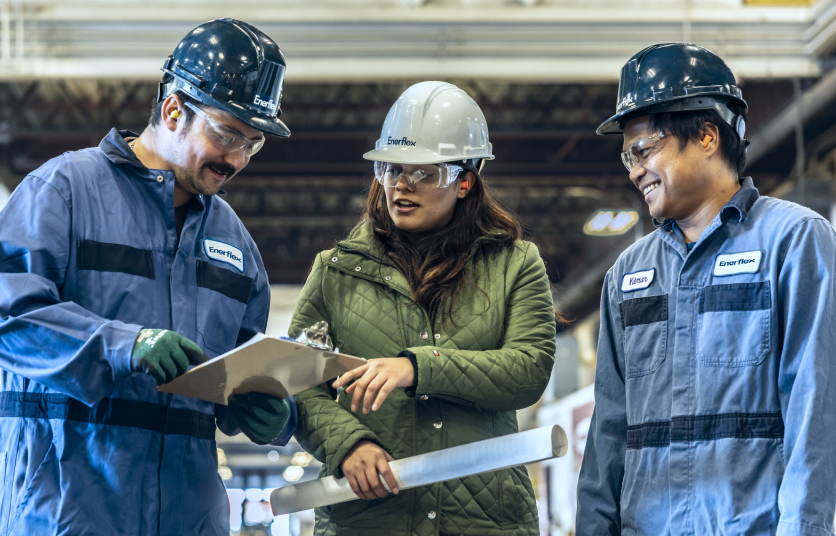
[173,161,238,196]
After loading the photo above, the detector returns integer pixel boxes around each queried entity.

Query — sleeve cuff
[397,350,418,396]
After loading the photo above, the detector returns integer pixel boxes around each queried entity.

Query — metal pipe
[270,425,568,516]
[747,68,836,167]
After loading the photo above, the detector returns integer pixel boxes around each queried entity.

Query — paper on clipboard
[157,334,367,405]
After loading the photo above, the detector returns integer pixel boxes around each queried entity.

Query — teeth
[643,183,659,196]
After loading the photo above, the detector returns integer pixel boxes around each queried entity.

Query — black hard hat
[157,19,290,138]
[597,43,747,141]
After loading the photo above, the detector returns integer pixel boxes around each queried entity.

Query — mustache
[203,161,237,177]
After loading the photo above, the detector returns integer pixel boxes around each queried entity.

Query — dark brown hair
[364,166,522,327]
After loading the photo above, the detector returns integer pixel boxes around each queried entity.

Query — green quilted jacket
[289,222,556,536]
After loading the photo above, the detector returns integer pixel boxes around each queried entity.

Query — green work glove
[131,329,206,385]
[229,392,291,445]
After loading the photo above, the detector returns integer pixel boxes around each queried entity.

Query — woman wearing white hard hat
[289,81,558,535]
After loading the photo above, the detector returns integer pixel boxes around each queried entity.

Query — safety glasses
[373,162,464,191]
[184,102,265,157]
[621,132,666,172]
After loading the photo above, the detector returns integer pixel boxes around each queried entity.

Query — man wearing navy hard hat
[577,43,836,535]
[0,19,296,535]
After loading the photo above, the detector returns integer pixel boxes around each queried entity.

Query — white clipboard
[157,334,366,405]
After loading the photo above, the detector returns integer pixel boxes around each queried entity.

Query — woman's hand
[340,440,399,499]
[332,358,415,414]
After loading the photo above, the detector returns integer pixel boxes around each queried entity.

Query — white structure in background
[0,181,10,213]
[537,384,595,536]
[0,0,831,82]
[265,286,305,339]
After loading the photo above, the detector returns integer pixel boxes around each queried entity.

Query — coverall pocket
[620,294,668,378]
[195,260,252,354]
[697,282,770,366]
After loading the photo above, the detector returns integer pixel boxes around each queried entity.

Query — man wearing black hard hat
[577,43,836,536]
[0,19,296,535]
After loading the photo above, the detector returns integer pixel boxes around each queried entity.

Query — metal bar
[747,67,836,167]
[270,425,568,516]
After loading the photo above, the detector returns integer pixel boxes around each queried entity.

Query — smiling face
[163,96,263,196]
[383,164,470,234]
[623,115,719,221]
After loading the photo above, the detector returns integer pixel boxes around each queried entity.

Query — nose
[395,174,415,192]
[224,146,249,172]
[629,163,646,187]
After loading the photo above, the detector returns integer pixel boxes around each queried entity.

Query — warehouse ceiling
[2,0,836,321]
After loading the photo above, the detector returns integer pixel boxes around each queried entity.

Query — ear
[700,122,721,155]
[457,171,476,199]
[161,95,184,133]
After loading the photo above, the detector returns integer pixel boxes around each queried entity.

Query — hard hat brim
[223,101,291,138]
[362,146,494,165]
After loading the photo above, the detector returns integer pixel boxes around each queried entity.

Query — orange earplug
[702,134,712,148]
[461,180,469,190]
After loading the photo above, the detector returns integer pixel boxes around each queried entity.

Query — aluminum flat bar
[271,424,567,516]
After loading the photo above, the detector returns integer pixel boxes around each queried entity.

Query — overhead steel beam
[746,67,836,167]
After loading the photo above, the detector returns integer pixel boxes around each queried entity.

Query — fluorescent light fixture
[583,209,640,236]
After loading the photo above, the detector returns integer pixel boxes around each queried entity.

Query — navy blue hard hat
[598,43,747,140]
[157,19,290,137]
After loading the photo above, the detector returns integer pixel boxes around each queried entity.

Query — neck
[676,175,741,243]
[132,127,193,207]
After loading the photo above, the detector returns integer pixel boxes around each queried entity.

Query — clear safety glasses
[373,161,464,191]
[184,102,265,157]
[621,132,666,172]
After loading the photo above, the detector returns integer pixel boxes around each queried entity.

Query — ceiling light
[583,209,640,236]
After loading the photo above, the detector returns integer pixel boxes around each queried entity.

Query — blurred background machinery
[2,1,835,534]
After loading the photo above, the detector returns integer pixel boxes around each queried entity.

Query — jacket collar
[655,176,759,232]
[719,176,759,224]
[98,128,226,196]
[336,221,509,261]
[99,129,145,168]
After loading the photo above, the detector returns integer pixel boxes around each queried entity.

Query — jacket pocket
[621,294,668,378]
[697,282,770,367]
[195,260,251,354]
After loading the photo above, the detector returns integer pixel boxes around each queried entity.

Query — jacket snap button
[421,332,429,339]
[331,256,338,262]
[419,395,428,401]
[433,421,442,429]
[434,333,440,339]
[428,510,436,520]
[156,175,164,183]
[385,276,392,281]
[355,266,361,272]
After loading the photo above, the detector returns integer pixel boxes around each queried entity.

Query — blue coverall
[577,178,836,535]
[0,129,296,535]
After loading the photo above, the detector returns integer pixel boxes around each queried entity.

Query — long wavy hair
[363,167,522,327]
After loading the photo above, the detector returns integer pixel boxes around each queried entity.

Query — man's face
[623,115,712,221]
[168,106,263,197]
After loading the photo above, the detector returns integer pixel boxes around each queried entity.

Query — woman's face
[383,164,471,234]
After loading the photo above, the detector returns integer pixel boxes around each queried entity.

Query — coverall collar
[655,176,759,233]
[97,128,225,198]
[99,128,145,168]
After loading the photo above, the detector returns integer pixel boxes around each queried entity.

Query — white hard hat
[363,81,494,165]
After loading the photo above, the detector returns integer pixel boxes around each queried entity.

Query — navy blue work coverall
[577,178,836,535]
[0,129,296,535]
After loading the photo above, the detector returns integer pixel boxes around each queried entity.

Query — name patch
[204,239,244,273]
[713,250,762,277]
[621,269,655,292]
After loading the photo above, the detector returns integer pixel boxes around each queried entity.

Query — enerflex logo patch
[621,268,655,292]
[204,239,244,273]
[713,250,762,277]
